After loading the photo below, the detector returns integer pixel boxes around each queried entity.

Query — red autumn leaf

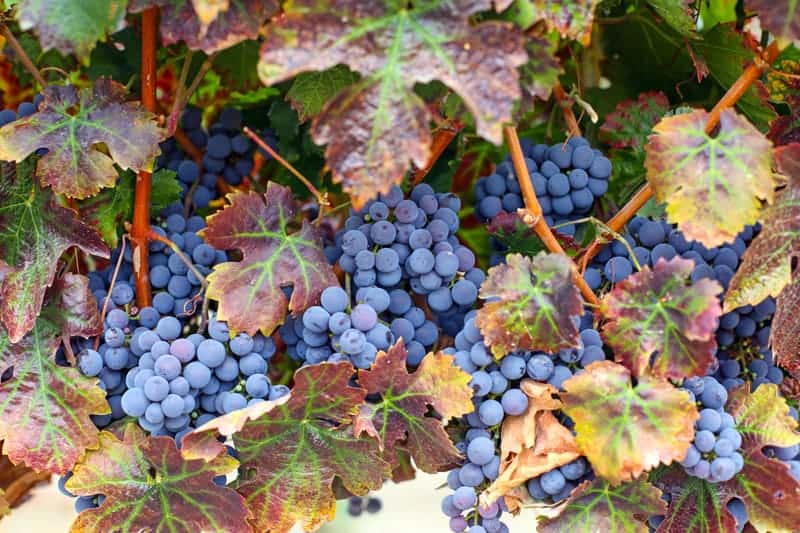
[600,92,671,150]
[745,0,800,42]
[773,274,800,377]
[529,0,602,45]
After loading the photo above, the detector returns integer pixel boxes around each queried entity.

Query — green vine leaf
[258,0,527,207]
[0,273,108,474]
[529,0,601,45]
[356,340,474,473]
[519,36,562,101]
[475,252,583,358]
[0,161,109,343]
[646,0,698,39]
[600,92,671,150]
[724,144,800,311]
[745,0,800,42]
[654,468,739,533]
[0,78,165,199]
[537,478,667,533]
[645,108,774,247]
[600,256,723,380]
[286,66,360,123]
[67,423,251,533]
[560,361,698,485]
[199,182,338,336]
[182,362,391,533]
[10,0,127,62]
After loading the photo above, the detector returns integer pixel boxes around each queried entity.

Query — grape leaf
[200,183,338,336]
[482,380,580,506]
[11,0,127,61]
[128,0,277,54]
[645,108,774,247]
[356,341,473,473]
[519,36,562,101]
[66,423,250,533]
[0,447,51,509]
[647,0,697,39]
[0,273,108,474]
[600,257,723,380]
[182,362,390,533]
[476,252,583,358]
[529,0,601,44]
[724,144,800,311]
[0,161,109,343]
[80,168,181,248]
[773,274,800,375]
[538,478,667,533]
[745,0,800,42]
[600,92,671,150]
[286,66,360,123]
[654,469,739,533]
[0,78,165,199]
[258,0,527,208]
[561,361,698,485]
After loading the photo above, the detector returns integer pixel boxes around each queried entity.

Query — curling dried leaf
[357,341,474,473]
[600,92,671,150]
[258,0,526,208]
[745,0,800,42]
[538,478,667,533]
[601,257,723,380]
[200,183,338,336]
[182,362,390,533]
[0,161,108,343]
[529,0,601,44]
[0,79,165,199]
[645,109,774,247]
[67,423,250,533]
[725,144,800,311]
[0,274,108,474]
[561,361,698,485]
[476,253,583,358]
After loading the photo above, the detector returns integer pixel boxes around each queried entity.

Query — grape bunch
[347,496,383,517]
[440,311,602,531]
[0,95,42,126]
[679,376,744,483]
[280,286,440,368]
[335,183,485,335]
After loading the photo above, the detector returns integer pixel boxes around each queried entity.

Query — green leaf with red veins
[0,161,109,343]
[773,274,800,376]
[529,0,602,44]
[601,257,723,380]
[519,36,562,101]
[200,183,338,336]
[560,361,698,485]
[357,341,473,473]
[12,0,127,61]
[128,0,277,54]
[66,423,251,533]
[745,0,800,42]
[0,273,108,474]
[258,0,527,208]
[184,362,389,533]
[600,92,671,150]
[476,252,583,358]
[725,144,800,311]
[0,79,165,199]
[537,478,667,533]
[645,108,774,248]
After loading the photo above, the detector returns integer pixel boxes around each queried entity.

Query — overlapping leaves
[476,253,583,358]
[200,182,338,336]
[0,78,165,199]
[258,0,527,207]
[0,161,108,343]
[0,273,108,474]
[356,341,473,473]
[601,257,723,380]
[529,0,601,45]
[67,423,250,533]
[600,92,671,150]
[561,361,698,485]
[746,0,800,42]
[645,108,774,247]
[725,143,800,311]
[286,66,360,123]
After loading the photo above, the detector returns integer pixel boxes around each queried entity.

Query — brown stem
[553,83,581,139]
[504,126,599,306]
[242,126,329,210]
[183,53,216,104]
[131,7,158,308]
[95,236,128,350]
[411,124,462,186]
[167,50,194,135]
[0,24,47,89]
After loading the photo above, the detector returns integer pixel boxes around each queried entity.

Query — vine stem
[167,51,194,135]
[0,23,47,89]
[578,40,783,271]
[411,123,462,186]
[168,53,217,135]
[504,125,599,306]
[553,83,581,139]
[131,7,158,308]
[242,126,329,212]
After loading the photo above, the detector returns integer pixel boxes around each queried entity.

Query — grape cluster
[441,312,601,531]
[335,184,485,336]
[766,405,800,482]
[281,286,439,368]
[679,376,744,482]
[0,95,42,126]
[347,496,383,517]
